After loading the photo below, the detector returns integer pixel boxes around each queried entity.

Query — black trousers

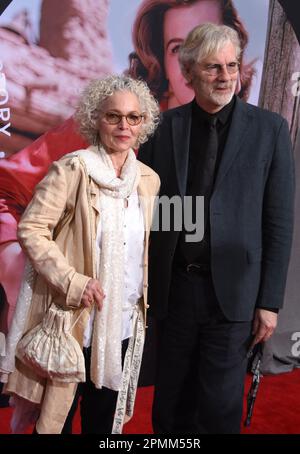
[62,340,128,434]
[152,266,252,434]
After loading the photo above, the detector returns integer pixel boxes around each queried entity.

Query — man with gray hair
[138,23,294,433]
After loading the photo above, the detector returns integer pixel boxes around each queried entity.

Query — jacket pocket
[247,247,262,264]
[236,159,268,169]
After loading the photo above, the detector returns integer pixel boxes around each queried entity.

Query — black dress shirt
[176,95,235,266]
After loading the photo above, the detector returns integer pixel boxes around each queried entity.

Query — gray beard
[210,88,235,107]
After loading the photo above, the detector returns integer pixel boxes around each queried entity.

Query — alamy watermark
[291,332,300,357]
[101,195,205,243]
[291,72,300,97]
[151,195,204,242]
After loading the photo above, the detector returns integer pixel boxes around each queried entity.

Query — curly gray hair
[75,75,160,147]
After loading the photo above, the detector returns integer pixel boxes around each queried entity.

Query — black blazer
[138,97,295,322]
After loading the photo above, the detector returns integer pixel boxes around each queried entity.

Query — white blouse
[83,189,145,347]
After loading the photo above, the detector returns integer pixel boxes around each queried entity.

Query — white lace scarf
[73,145,140,391]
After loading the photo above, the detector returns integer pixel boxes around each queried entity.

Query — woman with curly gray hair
[3,75,160,434]
[76,75,160,148]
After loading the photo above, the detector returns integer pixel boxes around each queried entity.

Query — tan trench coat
[5,154,160,433]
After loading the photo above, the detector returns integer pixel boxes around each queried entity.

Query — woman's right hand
[81,278,105,311]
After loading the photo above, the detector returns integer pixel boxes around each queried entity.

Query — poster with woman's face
[109,0,269,107]
[0,0,270,156]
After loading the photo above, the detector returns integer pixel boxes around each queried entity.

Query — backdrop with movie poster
[0,0,299,377]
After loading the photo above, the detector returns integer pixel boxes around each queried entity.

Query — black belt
[186,263,211,274]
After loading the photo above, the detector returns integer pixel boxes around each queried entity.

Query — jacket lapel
[213,97,253,192]
[171,102,192,196]
[137,165,156,235]
[137,167,158,320]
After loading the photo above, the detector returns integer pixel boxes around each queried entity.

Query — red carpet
[1,370,300,434]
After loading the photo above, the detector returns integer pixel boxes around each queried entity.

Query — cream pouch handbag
[16,304,86,383]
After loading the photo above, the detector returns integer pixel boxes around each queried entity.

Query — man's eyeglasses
[202,62,240,76]
[103,112,144,126]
